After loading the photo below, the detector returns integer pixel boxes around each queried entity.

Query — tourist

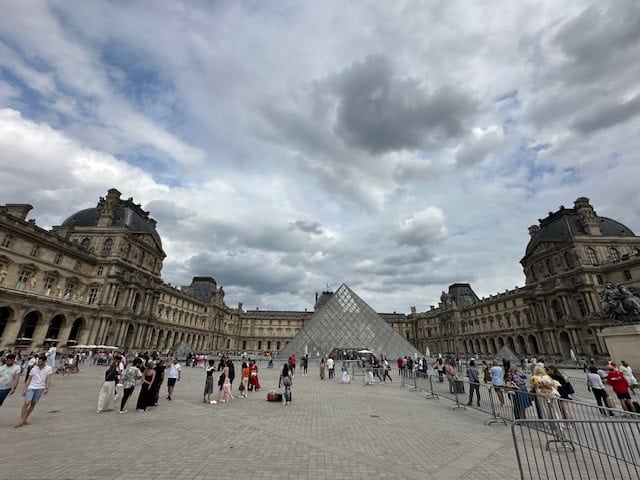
[606,363,634,412]
[119,358,143,413]
[481,361,491,383]
[396,356,403,376]
[248,359,261,391]
[279,363,292,405]
[290,354,296,376]
[215,361,232,403]
[619,361,637,393]
[302,355,308,376]
[510,365,531,419]
[239,359,249,398]
[586,365,614,415]
[45,343,57,369]
[319,358,326,380]
[489,360,505,406]
[152,359,166,405]
[327,356,335,380]
[444,358,456,394]
[16,355,52,428]
[529,365,561,420]
[203,359,216,404]
[166,357,181,401]
[96,360,120,413]
[466,360,480,407]
[382,357,392,382]
[0,353,21,407]
[546,366,575,420]
[135,362,156,411]
[340,361,351,383]
[435,357,444,382]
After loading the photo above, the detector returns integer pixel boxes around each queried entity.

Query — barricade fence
[512,419,640,480]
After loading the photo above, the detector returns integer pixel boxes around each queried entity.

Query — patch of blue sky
[0,65,45,116]
[118,148,184,189]
[494,89,518,103]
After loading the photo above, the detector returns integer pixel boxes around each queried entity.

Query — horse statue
[601,283,640,321]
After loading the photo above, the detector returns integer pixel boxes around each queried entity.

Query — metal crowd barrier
[512,419,640,479]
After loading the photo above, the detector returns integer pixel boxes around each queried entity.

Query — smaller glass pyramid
[277,284,418,360]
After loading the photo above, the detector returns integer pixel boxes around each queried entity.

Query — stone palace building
[1,190,639,360]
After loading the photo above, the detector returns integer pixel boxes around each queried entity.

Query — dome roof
[61,199,162,249]
[525,207,634,256]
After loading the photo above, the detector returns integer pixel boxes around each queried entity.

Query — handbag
[565,381,575,395]
[239,383,245,391]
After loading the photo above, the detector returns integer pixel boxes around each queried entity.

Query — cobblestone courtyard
[0,362,517,480]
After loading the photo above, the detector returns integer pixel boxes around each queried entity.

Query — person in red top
[396,356,404,375]
[606,363,634,412]
[290,355,296,377]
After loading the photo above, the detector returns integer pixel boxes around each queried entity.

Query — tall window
[564,251,574,270]
[138,251,145,267]
[73,260,81,271]
[1,234,12,248]
[54,253,62,265]
[30,244,41,257]
[624,270,633,280]
[87,287,99,305]
[16,270,31,291]
[80,238,91,249]
[546,258,556,275]
[101,238,113,256]
[97,266,104,276]
[64,282,76,298]
[586,247,598,265]
[609,248,620,263]
[551,299,564,321]
[42,276,55,295]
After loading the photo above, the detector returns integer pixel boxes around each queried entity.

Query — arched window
[546,258,556,275]
[564,251,574,270]
[551,299,564,321]
[101,238,113,256]
[586,248,598,265]
[80,238,91,250]
[609,248,620,263]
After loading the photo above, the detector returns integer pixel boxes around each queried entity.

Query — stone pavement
[0,362,519,480]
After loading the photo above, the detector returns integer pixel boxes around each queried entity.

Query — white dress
[620,365,638,386]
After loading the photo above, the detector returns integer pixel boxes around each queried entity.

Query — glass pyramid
[277,284,419,360]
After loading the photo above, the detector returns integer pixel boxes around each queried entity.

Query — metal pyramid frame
[277,284,418,359]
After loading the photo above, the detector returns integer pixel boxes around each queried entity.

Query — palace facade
[1,191,638,360]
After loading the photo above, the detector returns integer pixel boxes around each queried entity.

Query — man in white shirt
[45,344,57,369]
[16,355,52,428]
[166,357,182,400]
[327,357,335,379]
[0,353,22,406]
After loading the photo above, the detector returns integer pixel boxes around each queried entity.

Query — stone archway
[45,314,66,342]
[17,311,41,345]
[558,331,572,359]
[528,334,540,354]
[507,337,516,352]
[489,338,497,355]
[0,306,13,340]
[67,318,84,346]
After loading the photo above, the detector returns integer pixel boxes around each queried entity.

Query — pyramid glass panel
[277,284,418,360]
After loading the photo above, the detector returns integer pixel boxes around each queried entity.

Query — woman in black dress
[135,362,156,411]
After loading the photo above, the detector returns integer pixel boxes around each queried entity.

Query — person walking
[466,360,480,406]
[45,343,57,369]
[302,355,308,376]
[280,363,292,405]
[16,355,52,428]
[248,359,261,392]
[606,363,634,412]
[619,361,638,393]
[119,358,143,413]
[327,357,335,380]
[0,353,22,407]
[151,359,165,406]
[319,358,326,380]
[445,358,456,394]
[587,365,614,415]
[489,360,505,406]
[382,357,392,382]
[96,360,120,413]
[214,362,232,404]
[166,357,181,401]
[239,360,249,398]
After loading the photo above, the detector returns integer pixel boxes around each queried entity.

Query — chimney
[97,188,121,227]
[574,197,602,236]
[5,204,33,221]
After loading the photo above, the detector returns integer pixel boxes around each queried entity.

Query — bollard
[425,375,439,400]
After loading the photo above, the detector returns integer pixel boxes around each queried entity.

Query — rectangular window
[624,270,632,280]
[16,270,30,291]
[87,287,99,305]
[97,266,104,276]
[576,298,587,316]
[30,244,40,256]
[64,283,75,298]
[54,253,62,265]
[73,260,81,271]
[1,234,12,248]
[42,276,55,295]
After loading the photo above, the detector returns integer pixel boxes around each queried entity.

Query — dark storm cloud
[572,95,640,134]
[328,55,479,155]
[290,220,323,235]
[550,2,640,85]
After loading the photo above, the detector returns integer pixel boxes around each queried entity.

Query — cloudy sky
[1,1,639,313]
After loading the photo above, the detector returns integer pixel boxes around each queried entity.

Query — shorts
[493,385,504,392]
[616,392,631,400]
[167,378,177,387]
[0,388,11,406]
[25,388,45,403]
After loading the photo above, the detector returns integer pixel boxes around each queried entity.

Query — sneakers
[166,396,171,401]
[210,400,217,404]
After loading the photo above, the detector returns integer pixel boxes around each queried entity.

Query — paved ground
[0,361,520,480]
